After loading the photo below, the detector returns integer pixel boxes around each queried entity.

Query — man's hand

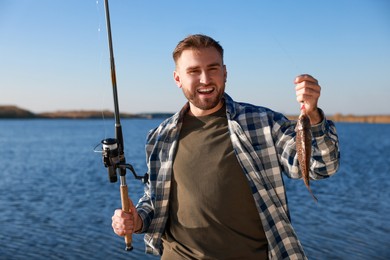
[111,198,142,236]
[294,74,323,124]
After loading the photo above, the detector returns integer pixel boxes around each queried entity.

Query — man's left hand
[294,74,322,124]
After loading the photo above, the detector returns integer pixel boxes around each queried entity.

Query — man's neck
[188,101,224,117]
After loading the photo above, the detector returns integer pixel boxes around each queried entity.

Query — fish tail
[305,183,318,203]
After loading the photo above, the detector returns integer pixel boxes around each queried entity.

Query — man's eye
[188,70,199,75]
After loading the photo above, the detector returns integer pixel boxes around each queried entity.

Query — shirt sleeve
[134,127,158,233]
[136,183,154,233]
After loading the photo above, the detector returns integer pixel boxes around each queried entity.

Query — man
[111,34,340,259]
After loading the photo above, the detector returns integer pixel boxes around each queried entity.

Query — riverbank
[1,105,389,123]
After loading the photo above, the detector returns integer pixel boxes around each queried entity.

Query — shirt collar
[224,93,236,119]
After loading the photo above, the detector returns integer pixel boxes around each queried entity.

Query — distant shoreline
[0,105,173,120]
[1,105,389,123]
[287,114,390,124]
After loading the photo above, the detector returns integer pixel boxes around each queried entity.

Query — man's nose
[199,71,211,84]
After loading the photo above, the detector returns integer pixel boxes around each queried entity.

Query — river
[0,119,388,259]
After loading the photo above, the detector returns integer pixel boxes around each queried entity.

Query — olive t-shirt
[161,105,268,259]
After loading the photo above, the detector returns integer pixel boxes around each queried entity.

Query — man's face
[174,47,227,116]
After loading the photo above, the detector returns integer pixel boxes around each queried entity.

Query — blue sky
[1,0,389,115]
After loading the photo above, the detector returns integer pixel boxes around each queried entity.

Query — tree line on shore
[1,105,390,123]
[0,105,173,119]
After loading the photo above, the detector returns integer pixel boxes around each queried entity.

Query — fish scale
[295,109,318,202]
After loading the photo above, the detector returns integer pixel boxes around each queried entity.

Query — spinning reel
[100,138,148,184]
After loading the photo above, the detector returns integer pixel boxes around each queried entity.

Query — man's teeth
[198,88,213,93]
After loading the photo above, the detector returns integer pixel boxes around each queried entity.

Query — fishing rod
[99,0,148,251]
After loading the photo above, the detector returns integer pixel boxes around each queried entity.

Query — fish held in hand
[295,109,318,202]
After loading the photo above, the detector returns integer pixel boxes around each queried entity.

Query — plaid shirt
[136,93,340,259]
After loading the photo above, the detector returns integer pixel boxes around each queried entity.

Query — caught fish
[295,107,318,202]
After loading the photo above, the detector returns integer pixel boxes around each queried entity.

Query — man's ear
[173,70,182,88]
[223,64,227,83]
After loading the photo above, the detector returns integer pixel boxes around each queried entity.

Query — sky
[0,0,389,115]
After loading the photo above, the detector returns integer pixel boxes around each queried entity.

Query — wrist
[308,108,323,125]
[134,213,143,233]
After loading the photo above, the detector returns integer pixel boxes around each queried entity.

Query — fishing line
[95,0,110,140]
[263,27,312,113]
[267,30,302,76]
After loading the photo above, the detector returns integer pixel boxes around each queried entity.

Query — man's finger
[294,74,318,84]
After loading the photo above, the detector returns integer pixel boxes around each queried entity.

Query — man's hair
[172,34,224,64]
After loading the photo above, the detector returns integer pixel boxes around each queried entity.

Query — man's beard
[182,84,225,111]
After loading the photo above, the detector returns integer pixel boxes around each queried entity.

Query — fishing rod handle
[120,184,133,251]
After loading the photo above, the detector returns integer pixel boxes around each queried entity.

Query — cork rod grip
[120,185,133,251]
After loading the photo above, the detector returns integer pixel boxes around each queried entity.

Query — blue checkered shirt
[136,93,340,259]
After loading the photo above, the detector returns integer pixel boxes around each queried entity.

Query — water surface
[0,120,388,259]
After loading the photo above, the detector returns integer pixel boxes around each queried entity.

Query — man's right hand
[111,198,142,236]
